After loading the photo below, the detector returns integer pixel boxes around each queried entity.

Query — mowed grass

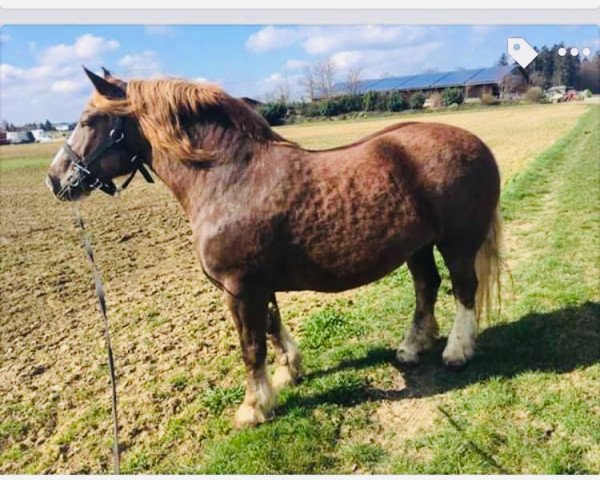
[0,140,63,171]
[0,104,597,473]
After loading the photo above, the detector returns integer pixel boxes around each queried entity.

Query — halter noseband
[60,116,154,199]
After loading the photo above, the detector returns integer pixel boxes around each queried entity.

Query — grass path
[160,107,599,474]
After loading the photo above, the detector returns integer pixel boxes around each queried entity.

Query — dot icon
[558,47,567,56]
[570,47,579,56]
[582,47,591,57]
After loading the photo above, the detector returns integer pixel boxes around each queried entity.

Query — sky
[1,24,598,124]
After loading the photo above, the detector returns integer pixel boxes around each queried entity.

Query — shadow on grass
[279,302,600,412]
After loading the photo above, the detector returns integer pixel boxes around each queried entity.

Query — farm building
[6,131,35,144]
[327,65,516,100]
[31,129,53,143]
[55,123,71,133]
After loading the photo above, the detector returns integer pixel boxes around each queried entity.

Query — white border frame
[0,9,599,24]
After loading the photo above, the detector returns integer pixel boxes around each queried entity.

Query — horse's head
[46,67,144,201]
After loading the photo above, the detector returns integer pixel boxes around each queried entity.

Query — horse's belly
[279,219,431,292]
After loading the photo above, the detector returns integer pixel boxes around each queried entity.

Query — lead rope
[73,204,120,474]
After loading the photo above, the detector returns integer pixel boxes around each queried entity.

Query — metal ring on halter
[109,129,125,143]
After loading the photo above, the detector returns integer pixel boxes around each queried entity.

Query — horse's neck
[147,156,198,212]
[144,123,259,217]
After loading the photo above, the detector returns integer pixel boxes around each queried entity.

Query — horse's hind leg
[396,244,441,364]
[438,248,479,367]
[225,289,276,428]
[267,294,303,390]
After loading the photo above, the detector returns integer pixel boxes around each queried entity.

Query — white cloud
[41,33,119,65]
[51,79,85,94]
[118,50,160,75]
[144,25,176,37]
[330,41,443,78]
[305,26,428,55]
[246,26,305,53]
[1,33,125,123]
[247,25,429,55]
[194,76,210,83]
[471,25,497,35]
[285,59,310,70]
[469,25,498,45]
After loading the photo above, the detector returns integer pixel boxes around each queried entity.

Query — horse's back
[374,122,501,249]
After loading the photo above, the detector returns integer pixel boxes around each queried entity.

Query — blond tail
[475,207,503,323]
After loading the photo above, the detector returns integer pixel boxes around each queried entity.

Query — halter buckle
[109,129,125,143]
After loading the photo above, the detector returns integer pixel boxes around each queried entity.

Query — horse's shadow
[278,302,600,411]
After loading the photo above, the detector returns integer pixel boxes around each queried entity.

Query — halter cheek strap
[61,116,154,198]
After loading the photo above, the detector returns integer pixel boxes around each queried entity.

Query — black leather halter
[60,116,154,199]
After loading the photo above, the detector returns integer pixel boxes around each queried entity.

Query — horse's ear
[83,66,125,99]
[101,67,112,79]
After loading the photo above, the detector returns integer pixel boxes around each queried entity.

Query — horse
[46,67,502,428]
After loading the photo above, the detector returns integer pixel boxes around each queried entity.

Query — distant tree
[313,59,336,99]
[536,45,555,88]
[497,53,509,66]
[409,91,426,109]
[42,120,54,131]
[259,102,288,126]
[576,53,600,93]
[299,66,317,101]
[319,99,344,117]
[363,91,377,111]
[441,87,464,106]
[525,86,545,103]
[345,67,363,95]
[555,53,579,87]
[387,90,408,112]
[265,71,290,104]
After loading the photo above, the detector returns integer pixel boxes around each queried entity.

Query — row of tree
[2,120,55,132]
[259,87,467,125]
[524,44,597,91]
[498,44,599,92]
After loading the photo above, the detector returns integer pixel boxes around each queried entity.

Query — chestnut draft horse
[47,68,502,427]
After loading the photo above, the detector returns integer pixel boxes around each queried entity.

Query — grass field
[0,103,598,473]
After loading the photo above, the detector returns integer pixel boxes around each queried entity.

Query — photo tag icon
[507,37,539,68]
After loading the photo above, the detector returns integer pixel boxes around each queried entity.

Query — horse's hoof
[234,402,268,428]
[396,347,420,365]
[442,346,474,369]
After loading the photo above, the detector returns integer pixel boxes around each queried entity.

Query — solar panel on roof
[466,66,513,85]
[431,68,483,88]
[329,65,512,96]
[400,72,450,90]
[368,75,416,92]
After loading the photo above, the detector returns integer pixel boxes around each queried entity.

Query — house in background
[54,124,72,134]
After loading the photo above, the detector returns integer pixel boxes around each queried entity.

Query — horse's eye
[80,121,89,127]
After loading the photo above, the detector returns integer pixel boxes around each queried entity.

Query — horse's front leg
[225,290,276,428]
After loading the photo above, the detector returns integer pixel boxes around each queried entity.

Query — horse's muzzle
[46,174,88,202]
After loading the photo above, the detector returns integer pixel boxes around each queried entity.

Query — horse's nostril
[46,175,61,195]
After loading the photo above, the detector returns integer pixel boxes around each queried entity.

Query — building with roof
[325,65,515,101]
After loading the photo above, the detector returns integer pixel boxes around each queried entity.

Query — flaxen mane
[89,79,293,161]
